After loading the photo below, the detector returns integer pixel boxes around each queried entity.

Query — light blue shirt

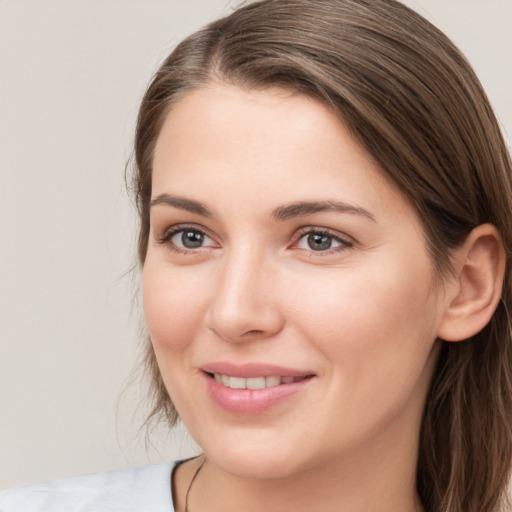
[0,462,176,512]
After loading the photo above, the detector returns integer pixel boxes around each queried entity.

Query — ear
[437,224,506,342]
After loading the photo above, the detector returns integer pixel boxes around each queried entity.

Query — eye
[294,229,352,252]
[158,225,217,252]
[172,229,210,249]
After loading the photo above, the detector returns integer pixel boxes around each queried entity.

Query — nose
[205,248,284,343]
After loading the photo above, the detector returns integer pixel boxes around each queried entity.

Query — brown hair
[131,1,512,510]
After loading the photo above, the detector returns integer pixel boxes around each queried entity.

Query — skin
[142,84,455,512]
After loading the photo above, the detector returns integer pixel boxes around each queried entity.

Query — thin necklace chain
[184,457,206,512]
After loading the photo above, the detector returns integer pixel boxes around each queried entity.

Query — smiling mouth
[203,367,315,413]
[207,373,312,390]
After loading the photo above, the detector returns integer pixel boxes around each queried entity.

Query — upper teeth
[214,374,298,389]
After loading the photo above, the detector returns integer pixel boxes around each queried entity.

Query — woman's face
[143,84,448,478]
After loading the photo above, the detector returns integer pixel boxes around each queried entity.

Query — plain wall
[1,0,511,489]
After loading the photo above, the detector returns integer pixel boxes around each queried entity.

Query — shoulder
[0,461,177,512]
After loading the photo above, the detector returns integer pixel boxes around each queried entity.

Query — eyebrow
[150,194,376,223]
[271,200,376,222]
[150,194,212,217]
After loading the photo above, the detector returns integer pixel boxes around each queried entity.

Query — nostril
[243,329,264,337]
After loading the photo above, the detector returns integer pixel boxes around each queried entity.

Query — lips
[201,362,315,414]
[202,361,313,378]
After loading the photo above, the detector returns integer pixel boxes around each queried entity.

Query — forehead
[154,84,345,166]
[151,83,410,222]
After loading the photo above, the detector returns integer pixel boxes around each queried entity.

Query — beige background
[1,0,511,489]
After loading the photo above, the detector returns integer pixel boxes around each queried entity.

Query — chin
[214,450,303,480]
[192,429,309,480]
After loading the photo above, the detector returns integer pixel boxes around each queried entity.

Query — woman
[2,0,511,511]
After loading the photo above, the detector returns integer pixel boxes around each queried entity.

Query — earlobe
[437,224,506,342]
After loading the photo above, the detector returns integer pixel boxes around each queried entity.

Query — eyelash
[157,224,354,256]
[291,227,354,255]
[157,224,214,255]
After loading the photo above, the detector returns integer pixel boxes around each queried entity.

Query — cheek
[286,258,439,381]
[292,265,440,434]
[142,261,208,355]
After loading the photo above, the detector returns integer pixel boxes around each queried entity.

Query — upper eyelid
[292,226,355,244]
[157,224,212,244]
[159,223,208,236]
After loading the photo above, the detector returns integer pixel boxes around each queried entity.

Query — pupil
[182,230,204,248]
[308,233,332,251]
